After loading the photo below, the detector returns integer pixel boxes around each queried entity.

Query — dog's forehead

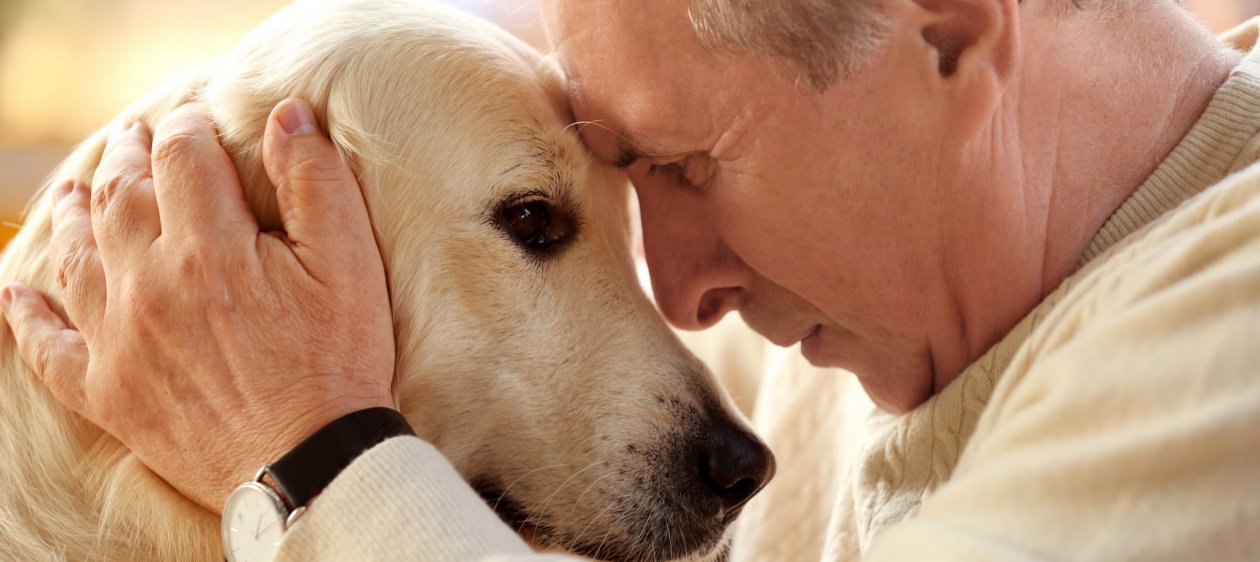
[222,0,602,217]
[404,58,590,204]
[384,14,584,178]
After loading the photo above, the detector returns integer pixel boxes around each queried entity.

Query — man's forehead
[544,0,690,57]
[541,0,619,42]
[546,0,719,163]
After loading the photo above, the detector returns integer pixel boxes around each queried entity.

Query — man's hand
[0,98,396,511]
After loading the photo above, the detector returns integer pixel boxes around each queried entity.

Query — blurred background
[0,0,1256,246]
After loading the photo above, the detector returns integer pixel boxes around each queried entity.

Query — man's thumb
[262,98,380,282]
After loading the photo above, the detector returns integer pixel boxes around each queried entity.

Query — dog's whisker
[563,119,630,147]
[668,514,678,562]
[563,472,615,523]
[529,461,604,526]
[590,509,617,561]
[572,500,615,546]
[561,119,595,135]
[490,463,568,514]
[633,513,654,561]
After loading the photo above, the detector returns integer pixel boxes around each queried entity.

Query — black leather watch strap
[263,407,414,510]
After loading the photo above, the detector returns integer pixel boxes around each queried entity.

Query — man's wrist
[262,406,414,511]
[257,392,394,469]
[222,406,413,562]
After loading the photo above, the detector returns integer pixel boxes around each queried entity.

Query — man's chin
[798,331,934,413]
[853,367,936,415]
[799,326,845,367]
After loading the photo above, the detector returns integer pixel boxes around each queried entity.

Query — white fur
[0,1,753,560]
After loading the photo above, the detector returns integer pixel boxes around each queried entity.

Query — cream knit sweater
[274,20,1260,562]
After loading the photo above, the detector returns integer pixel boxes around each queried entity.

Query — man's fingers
[49,180,106,333]
[151,103,259,245]
[0,283,89,415]
[262,98,383,283]
[91,122,161,268]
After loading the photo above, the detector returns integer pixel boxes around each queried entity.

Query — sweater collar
[1078,17,1260,266]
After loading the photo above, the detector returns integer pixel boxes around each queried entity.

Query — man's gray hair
[686,0,1142,91]
[686,0,889,91]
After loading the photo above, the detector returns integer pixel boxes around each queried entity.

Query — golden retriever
[0,1,774,560]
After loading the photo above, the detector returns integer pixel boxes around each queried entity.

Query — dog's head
[129,1,774,560]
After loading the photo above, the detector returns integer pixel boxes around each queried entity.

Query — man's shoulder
[1052,155,1260,334]
[982,163,1260,428]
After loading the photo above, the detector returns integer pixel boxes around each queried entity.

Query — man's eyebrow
[612,133,659,169]
[603,128,673,169]
[613,138,642,169]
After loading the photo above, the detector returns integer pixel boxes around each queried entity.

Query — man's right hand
[0,98,398,511]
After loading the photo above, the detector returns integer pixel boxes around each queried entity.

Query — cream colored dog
[0,1,775,560]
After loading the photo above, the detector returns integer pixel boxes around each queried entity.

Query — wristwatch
[221,407,414,562]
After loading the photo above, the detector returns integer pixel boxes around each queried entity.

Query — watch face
[222,483,288,562]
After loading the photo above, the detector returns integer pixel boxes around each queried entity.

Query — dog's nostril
[695,419,776,517]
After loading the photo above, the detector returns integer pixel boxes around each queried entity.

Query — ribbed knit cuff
[1080,30,1260,266]
[274,436,535,562]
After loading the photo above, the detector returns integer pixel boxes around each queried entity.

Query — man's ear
[913,0,1019,140]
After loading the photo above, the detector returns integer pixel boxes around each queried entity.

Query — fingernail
[51,180,74,203]
[277,99,320,137]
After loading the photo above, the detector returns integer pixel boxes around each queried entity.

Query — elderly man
[3,0,1259,560]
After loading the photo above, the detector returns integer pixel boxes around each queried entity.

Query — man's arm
[0,99,576,561]
[274,436,582,562]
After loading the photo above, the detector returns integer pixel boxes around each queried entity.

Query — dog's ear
[47,67,211,199]
[42,59,297,236]
[200,65,368,235]
[45,62,290,234]
[195,60,286,232]
[42,61,295,236]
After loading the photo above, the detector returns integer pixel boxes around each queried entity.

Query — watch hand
[259,520,277,535]
[254,512,263,538]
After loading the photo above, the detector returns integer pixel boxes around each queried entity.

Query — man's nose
[635,182,748,331]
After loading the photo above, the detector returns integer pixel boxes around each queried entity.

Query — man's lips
[780,324,821,347]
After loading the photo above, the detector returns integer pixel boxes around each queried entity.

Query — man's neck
[1022,4,1242,294]
[931,4,1242,390]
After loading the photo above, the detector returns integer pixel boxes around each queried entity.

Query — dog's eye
[501,200,571,251]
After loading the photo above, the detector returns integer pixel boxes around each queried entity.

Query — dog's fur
[0,1,765,560]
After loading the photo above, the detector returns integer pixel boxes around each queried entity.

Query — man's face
[543,0,978,412]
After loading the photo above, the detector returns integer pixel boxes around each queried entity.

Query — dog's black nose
[695,418,775,517]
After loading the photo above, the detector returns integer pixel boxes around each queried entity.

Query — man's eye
[646,160,686,182]
[645,155,712,189]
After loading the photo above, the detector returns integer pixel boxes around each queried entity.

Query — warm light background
[0,0,1255,245]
